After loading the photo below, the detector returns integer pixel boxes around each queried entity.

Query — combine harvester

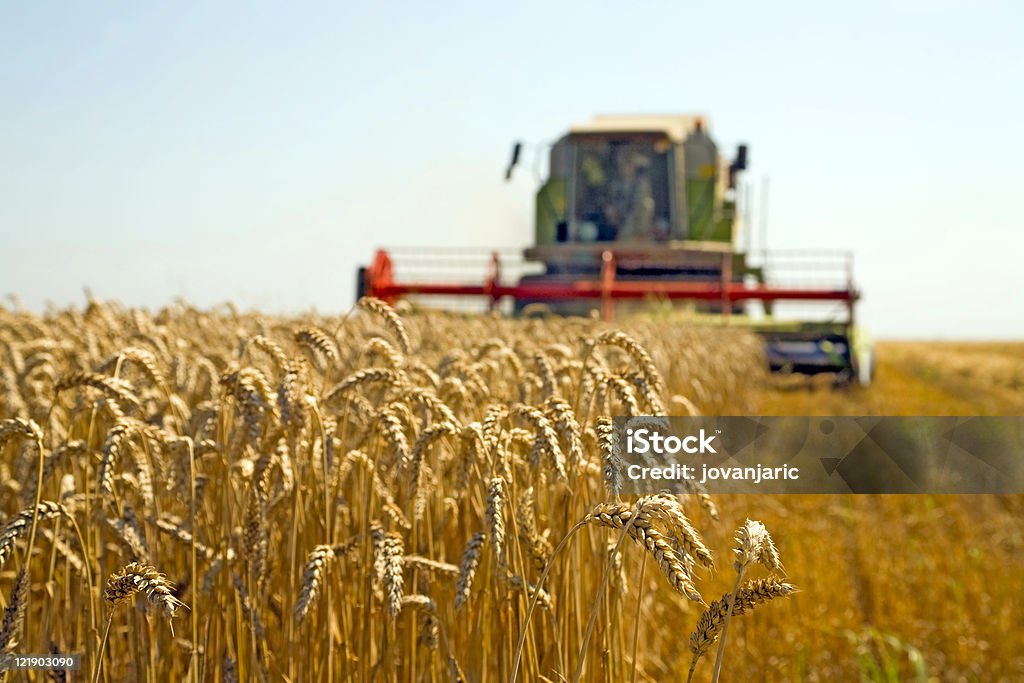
[358,114,872,386]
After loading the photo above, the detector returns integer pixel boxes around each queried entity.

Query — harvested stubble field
[0,300,1020,682]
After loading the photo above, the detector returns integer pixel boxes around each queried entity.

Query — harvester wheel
[832,369,854,389]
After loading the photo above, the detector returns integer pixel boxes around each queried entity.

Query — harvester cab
[533,115,738,253]
[359,114,872,386]
[519,115,747,314]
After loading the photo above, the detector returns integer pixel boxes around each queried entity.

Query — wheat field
[0,299,1020,682]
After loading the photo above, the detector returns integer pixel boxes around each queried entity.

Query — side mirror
[733,144,748,171]
[504,141,522,181]
[728,144,748,188]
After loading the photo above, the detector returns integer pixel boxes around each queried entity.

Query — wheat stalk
[295,544,335,624]
[710,520,786,683]
[358,296,412,355]
[294,327,340,367]
[373,529,405,618]
[689,577,797,681]
[455,532,485,609]
[104,561,185,621]
[586,500,704,604]
[403,555,460,578]
[485,477,508,569]
[401,594,440,649]
[0,569,28,653]
[0,501,67,570]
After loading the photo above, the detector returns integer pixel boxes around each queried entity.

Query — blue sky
[2,1,1021,338]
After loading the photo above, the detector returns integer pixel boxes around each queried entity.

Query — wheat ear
[689,577,796,681]
[710,520,784,683]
